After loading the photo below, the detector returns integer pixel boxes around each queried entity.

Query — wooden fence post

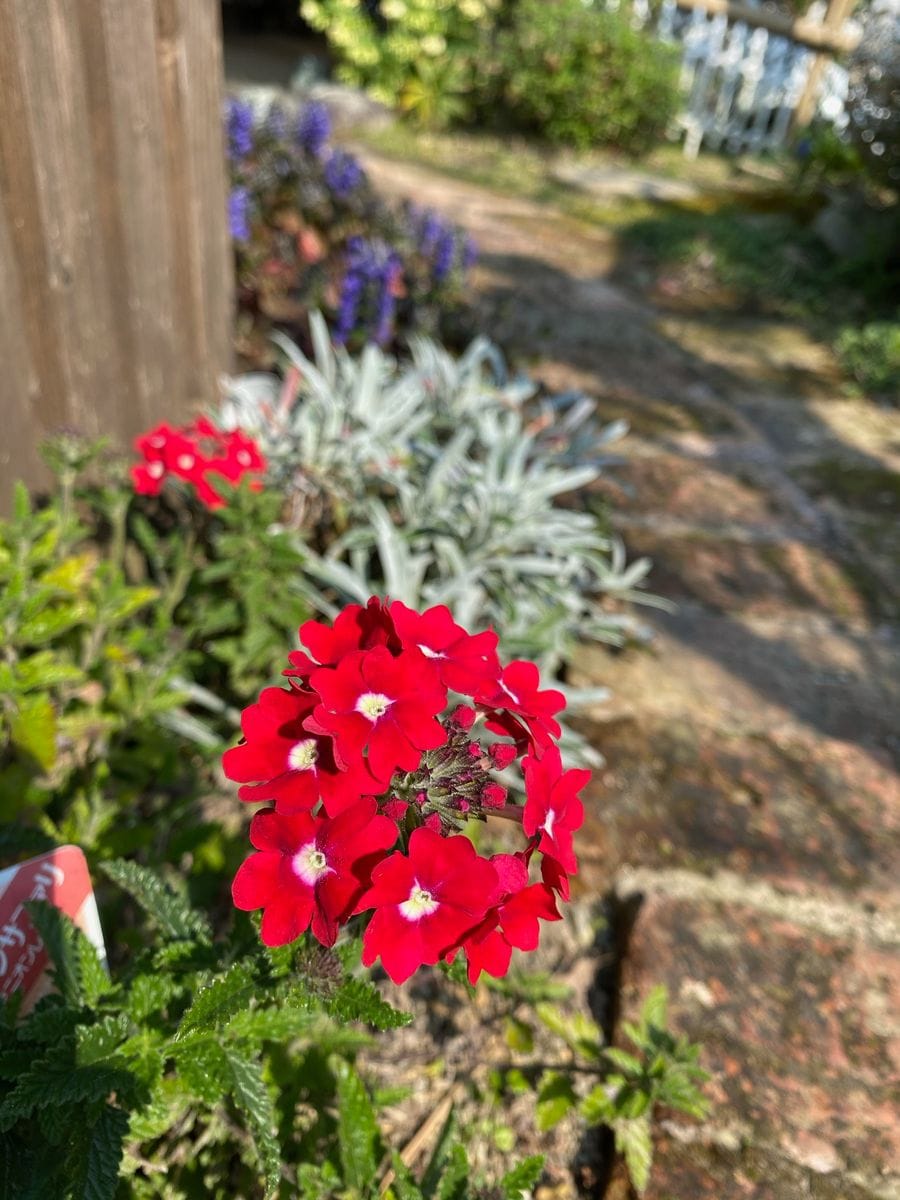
[0,0,233,510]
[793,0,858,130]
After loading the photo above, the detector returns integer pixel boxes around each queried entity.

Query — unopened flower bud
[450,705,476,731]
[489,742,517,770]
[481,782,507,809]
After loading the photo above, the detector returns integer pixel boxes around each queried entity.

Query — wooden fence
[612,0,861,157]
[0,0,233,509]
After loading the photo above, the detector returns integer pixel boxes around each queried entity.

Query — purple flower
[324,149,364,199]
[334,237,402,346]
[226,97,255,161]
[419,211,444,256]
[462,235,478,270]
[433,230,457,282]
[375,254,402,346]
[296,101,332,157]
[228,186,251,242]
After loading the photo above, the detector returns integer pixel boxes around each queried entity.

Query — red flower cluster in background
[225,598,590,985]
[132,419,266,509]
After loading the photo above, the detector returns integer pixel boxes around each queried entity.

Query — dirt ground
[351,150,900,1200]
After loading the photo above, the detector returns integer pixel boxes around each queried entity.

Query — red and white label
[0,846,106,1012]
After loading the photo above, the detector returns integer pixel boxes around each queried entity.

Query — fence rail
[0,0,233,510]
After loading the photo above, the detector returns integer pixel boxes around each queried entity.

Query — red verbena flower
[309,646,447,781]
[460,853,561,984]
[285,597,399,679]
[222,686,385,814]
[478,660,566,751]
[389,600,500,695]
[131,419,266,510]
[358,827,499,984]
[523,745,589,875]
[225,597,590,983]
[232,799,397,946]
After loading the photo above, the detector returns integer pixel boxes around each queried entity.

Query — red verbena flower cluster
[225,598,590,985]
[132,418,266,509]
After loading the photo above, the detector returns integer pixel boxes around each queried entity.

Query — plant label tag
[0,845,106,1013]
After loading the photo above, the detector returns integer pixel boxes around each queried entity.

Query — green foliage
[491,0,680,152]
[0,436,309,861]
[835,319,900,400]
[299,0,500,126]
[3,862,543,1199]
[499,986,708,1194]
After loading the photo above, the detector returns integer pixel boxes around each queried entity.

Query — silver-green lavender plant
[218,316,668,761]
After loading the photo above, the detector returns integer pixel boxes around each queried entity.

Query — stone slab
[572,608,900,756]
[615,888,900,1198]
[576,718,900,904]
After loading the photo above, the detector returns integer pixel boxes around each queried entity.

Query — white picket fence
[605,0,856,156]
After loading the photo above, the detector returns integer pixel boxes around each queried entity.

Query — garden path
[360,150,900,1200]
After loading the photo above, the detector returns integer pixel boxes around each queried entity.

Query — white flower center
[176,453,195,470]
[287,738,318,772]
[292,842,332,885]
[149,435,165,448]
[147,461,164,479]
[236,449,252,466]
[419,644,445,659]
[355,692,392,722]
[399,883,439,922]
[543,808,557,838]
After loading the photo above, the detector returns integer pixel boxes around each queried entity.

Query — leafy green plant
[492,986,708,1194]
[490,0,680,152]
[835,319,900,401]
[299,0,500,126]
[0,435,310,859]
[0,859,542,1199]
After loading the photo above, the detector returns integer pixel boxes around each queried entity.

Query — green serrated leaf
[100,859,211,942]
[175,963,255,1040]
[603,1047,644,1075]
[23,901,82,1004]
[0,1059,134,1131]
[324,975,412,1031]
[388,1151,425,1200]
[333,1057,380,1193]
[126,973,179,1022]
[9,695,57,773]
[225,1048,282,1199]
[79,1103,129,1200]
[76,1014,130,1066]
[615,1117,653,1194]
[535,1071,576,1131]
[434,1142,468,1200]
[169,1039,230,1106]
[579,1084,615,1126]
[501,1155,545,1199]
[640,985,668,1035]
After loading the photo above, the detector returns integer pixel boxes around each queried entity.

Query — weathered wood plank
[0,0,231,508]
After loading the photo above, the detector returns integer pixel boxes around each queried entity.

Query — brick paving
[358,151,900,1199]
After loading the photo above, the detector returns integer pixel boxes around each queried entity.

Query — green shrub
[491,0,680,152]
[835,320,900,400]
[299,0,499,126]
[0,435,309,859]
[0,863,545,1200]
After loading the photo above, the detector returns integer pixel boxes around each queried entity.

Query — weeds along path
[359,148,900,1200]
